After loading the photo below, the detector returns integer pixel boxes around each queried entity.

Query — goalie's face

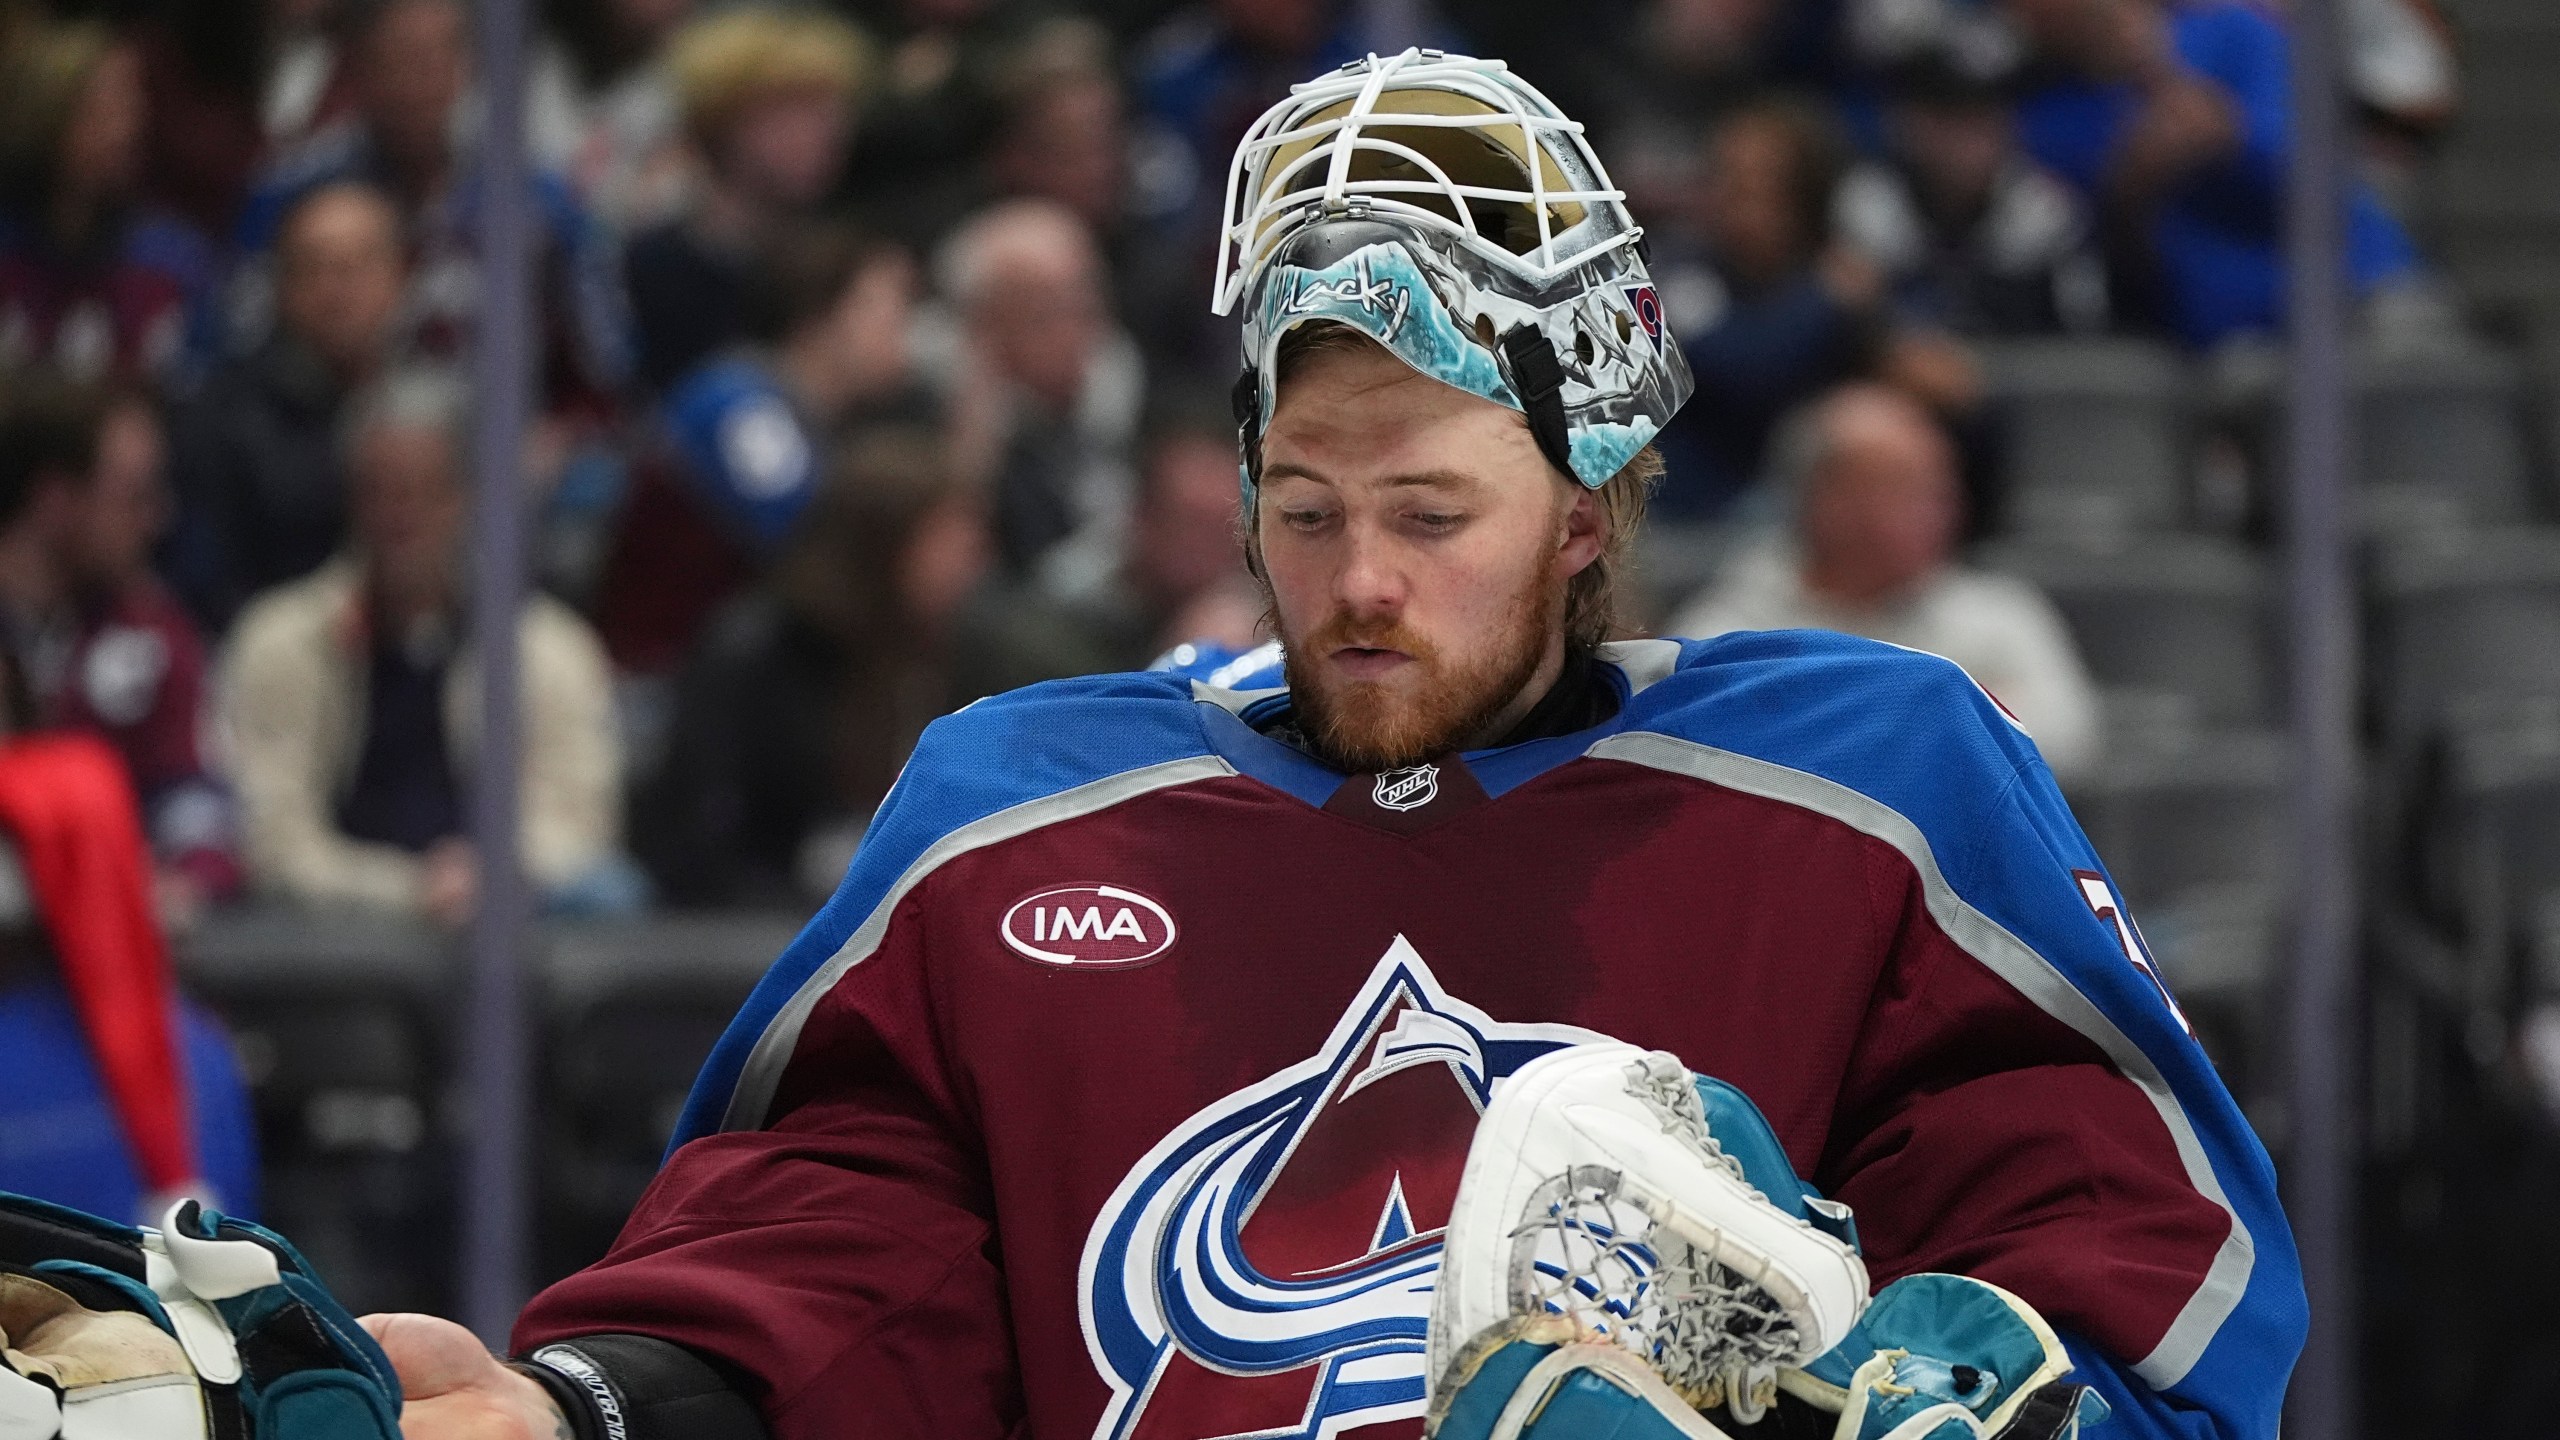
[1256,338,1605,772]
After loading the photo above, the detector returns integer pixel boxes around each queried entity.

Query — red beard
[1280,573,1559,773]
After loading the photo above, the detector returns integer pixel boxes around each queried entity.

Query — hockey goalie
[0,47,2300,1440]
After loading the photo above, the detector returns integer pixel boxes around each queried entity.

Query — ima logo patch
[1001,885,1178,969]
[1079,937,1605,1440]
[1623,284,1664,348]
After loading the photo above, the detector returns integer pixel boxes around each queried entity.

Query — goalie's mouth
[1332,645,1414,680]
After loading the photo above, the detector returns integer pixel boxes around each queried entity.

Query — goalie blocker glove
[0,1190,399,1439]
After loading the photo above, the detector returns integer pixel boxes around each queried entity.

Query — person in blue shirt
[2004,0,2421,346]
[659,222,921,552]
[590,221,924,676]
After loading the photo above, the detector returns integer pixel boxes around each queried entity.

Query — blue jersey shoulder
[670,668,1220,1142]
[1631,631,2303,1425]
[836,669,1220,923]
[1630,628,2043,794]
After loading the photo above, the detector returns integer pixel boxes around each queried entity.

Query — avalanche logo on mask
[1079,937,1606,1440]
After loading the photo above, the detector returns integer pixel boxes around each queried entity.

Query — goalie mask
[1217,48,1693,498]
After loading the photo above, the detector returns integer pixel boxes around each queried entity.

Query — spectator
[128,0,357,244]
[0,377,243,918]
[1653,96,1984,519]
[1650,97,1880,518]
[638,427,989,908]
[166,182,408,636]
[235,0,630,405]
[1582,0,1853,207]
[531,0,699,225]
[980,21,1218,374]
[1672,384,2099,780]
[1067,387,1261,668]
[625,4,871,391]
[0,376,91,712]
[594,220,924,675]
[0,646,256,1224]
[935,197,1142,599]
[835,0,1055,240]
[0,21,218,386]
[2344,0,2456,209]
[222,369,628,926]
[2001,0,2424,346]
[55,395,240,904]
[1834,58,2112,336]
[984,23,1127,237]
[1127,0,1459,366]
[1133,0,1454,228]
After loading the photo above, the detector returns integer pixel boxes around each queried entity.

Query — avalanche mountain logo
[1078,937,1605,1440]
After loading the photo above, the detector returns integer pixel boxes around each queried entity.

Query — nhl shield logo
[1372,764,1439,812]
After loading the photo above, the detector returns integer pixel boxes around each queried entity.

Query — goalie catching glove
[0,1190,401,1439]
[1423,1043,2108,1440]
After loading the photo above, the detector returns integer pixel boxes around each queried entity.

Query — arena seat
[2069,727,2293,913]
[176,907,456,1317]
[2418,701,2560,1001]
[1976,534,2278,732]
[2369,525,2560,746]
[2351,346,2534,533]
[1979,337,2198,542]
[535,912,804,1283]
[2069,727,2294,1102]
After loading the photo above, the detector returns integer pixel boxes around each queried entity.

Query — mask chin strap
[1233,365,1265,491]
[1498,326,1578,484]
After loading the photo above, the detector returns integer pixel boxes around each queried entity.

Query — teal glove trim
[255,1367,402,1440]
[1692,1078,1841,1237]
[1429,1343,1738,1440]
[0,1190,149,1247]
[1534,1369,1726,1440]
[1434,1340,1563,1440]
[185,1205,404,1414]
[1793,1275,2088,1440]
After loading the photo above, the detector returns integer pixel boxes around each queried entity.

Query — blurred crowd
[0,0,2467,930]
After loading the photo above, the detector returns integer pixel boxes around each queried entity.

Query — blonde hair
[1250,322,1663,649]
[668,6,873,147]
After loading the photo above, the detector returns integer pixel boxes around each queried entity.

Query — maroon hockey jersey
[517,635,2302,1440]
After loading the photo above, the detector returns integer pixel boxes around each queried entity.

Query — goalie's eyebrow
[1258,462,1483,493]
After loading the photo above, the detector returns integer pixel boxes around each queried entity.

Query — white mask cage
[1211,49,1640,316]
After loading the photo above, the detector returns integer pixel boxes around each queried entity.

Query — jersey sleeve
[512,875,1025,1439]
[1635,633,2304,1440]
[1797,652,2304,1440]
[520,672,1227,1438]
